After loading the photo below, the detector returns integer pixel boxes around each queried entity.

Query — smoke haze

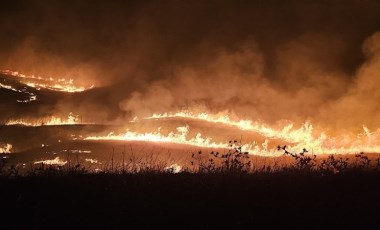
[2,0,380,131]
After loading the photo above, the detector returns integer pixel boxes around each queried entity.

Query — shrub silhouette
[191,140,251,173]
[277,145,317,170]
[354,152,371,169]
[320,155,349,173]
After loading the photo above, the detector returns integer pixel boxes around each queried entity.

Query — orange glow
[85,158,98,164]
[0,82,37,103]
[146,111,316,144]
[84,126,285,156]
[34,157,67,166]
[142,111,380,156]
[0,144,12,153]
[7,113,81,126]
[1,70,94,93]
[165,164,182,173]
[85,125,228,149]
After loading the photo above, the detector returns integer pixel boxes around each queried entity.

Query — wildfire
[165,164,182,173]
[144,111,380,155]
[6,108,377,156]
[84,125,286,156]
[0,144,12,154]
[34,157,67,166]
[85,125,228,149]
[1,70,94,93]
[83,109,380,156]
[85,158,98,164]
[0,82,37,103]
[7,113,81,126]
[146,111,317,144]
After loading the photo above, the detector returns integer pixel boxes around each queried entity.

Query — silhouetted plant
[191,140,251,173]
[0,157,8,176]
[320,155,349,173]
[375,158,380,171]
[277,145,317,170]
[354,152,371,169]
[7,165,19,177]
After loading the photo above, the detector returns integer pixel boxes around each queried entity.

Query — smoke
[119,31,379,131]
[320,32,380,130]
[2,0,380,131]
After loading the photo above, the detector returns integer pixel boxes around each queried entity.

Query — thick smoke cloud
[320,32,380,130]
[2,0,380,130]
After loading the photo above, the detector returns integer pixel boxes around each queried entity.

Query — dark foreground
[1,171,380,229]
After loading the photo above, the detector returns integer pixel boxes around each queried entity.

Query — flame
[34,157,67,166]
[142,111,380,155]
[146,111,317,144]
[71,150,92,154]
[0,82,37,103]
[165,164,181,173]
[84,125,284,156]
[0,144,12,153]
[7,113,81,126]
[85,158,98,164]
[85,125,228,149]
[83,110,380,156]
[1,70,94,93]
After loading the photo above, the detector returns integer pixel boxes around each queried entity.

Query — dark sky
[2,0,380,130]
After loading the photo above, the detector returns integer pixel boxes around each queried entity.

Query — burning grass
[145,111,380,155]
[1,70,94,93]
[6,113,81,127]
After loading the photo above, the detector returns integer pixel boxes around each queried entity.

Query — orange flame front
[7,113,81,126]
[1,70,94,93]
[84,111,380,156]
[144,111,380,155]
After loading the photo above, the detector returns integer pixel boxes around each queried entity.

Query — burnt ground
[1,171,380,229]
